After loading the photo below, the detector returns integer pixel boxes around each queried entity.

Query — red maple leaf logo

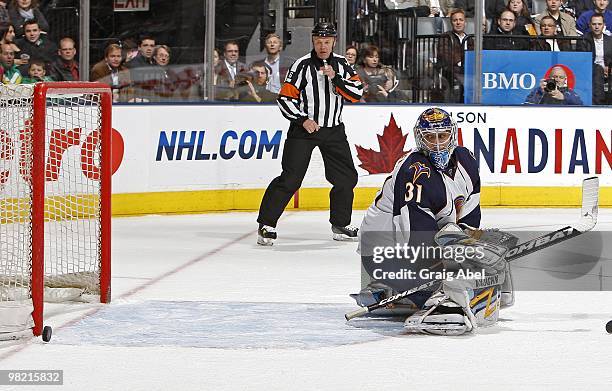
[355,114,410,174]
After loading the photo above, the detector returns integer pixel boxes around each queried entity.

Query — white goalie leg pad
[405,223,509,333]
[405,279,502,335]
[443,275,503,329]
[404,291,474,336]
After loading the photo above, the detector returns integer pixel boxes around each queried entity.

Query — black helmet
[312,22,337,37]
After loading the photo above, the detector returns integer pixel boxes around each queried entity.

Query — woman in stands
[355,45,398,102]
[152,45,178,101]
[8,0,50,36]
[345,45,358,69]
[508,0,537,35]
[0,23,27,65]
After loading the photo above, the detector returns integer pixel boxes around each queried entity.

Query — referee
[257,22,363,245]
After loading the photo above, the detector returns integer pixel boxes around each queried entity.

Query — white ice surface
[1,209,612,391]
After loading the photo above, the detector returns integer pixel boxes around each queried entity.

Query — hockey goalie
[353,107,517,336]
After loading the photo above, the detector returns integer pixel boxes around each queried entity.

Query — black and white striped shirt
[277,50,363,127]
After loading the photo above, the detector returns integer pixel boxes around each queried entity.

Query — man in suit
[215,40,248,101]
[90,43,133,102]
[260,33,292,94]
[577,13,612,103]
[484,10,530,50]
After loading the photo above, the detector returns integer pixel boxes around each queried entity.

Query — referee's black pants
[257,122,358,228]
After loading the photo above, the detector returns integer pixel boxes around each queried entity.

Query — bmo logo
[0,123,124,187]
[482,72,537,90]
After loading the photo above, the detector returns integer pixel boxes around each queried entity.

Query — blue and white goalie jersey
[360,146,481,250]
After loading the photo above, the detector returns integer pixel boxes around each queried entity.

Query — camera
[544,78,557,92]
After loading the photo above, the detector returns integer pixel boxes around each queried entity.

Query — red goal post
[0,82,112,339]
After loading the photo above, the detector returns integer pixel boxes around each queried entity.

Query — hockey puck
[606,320,612,334]
[42,326,52,342]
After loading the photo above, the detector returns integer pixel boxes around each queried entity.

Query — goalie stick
[345,177,599,321]
[505,176,599,261]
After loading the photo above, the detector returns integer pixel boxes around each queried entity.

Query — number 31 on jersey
[405,182,423,203]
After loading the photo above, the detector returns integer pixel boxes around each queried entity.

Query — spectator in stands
[90,43,132,103]
[536,0,578,36]
[48,37,79,81]
[345,45,358,69]
[439,0,459,15]
[575,0,612,18]
[126,36,157,101]
[8,0,49,37]
[235,61,277,103]
[484,10,530,49]
[456,0,533,18]
[0,2,9,25]
[531,15,573,49]
[21,58,52,83]
[261,33,291,94]
[577,0,612,34]
[215,40,248,101]
[511,0,537,34]
[0,42,21,83]
[121,38,139,64]
[436,8,473,103]
[153,44,171,67]
[126,35,156,69]
[560,0,577,19]
[577,13,612,103]
[151,44,177,101]
[490,0,537,34]
[0,23,27,66]
[15,19,56,74]
[356,45,399,102]
[212,47,220,86]
[525,65,583,104]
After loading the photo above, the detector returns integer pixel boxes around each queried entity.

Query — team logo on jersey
[410,162,431,183]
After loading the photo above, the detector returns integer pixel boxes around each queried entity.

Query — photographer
[235,61,277,103]
[525,66,584,104]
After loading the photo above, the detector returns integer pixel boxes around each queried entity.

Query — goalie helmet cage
[0,82,112,338]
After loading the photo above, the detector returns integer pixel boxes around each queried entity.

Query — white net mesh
[0,84,106,335]
[0,85,34,329]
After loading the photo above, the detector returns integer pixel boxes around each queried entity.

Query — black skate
[257,225,277,246]
[331,225,358,241]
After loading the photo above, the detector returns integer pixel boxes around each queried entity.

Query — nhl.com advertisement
[110,104,612,194]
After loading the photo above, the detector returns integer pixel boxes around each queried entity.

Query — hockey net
[0,83,111,339]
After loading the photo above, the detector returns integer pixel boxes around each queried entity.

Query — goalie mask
[414,108,457,170]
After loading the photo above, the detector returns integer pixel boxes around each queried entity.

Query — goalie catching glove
[404,223,511,335]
